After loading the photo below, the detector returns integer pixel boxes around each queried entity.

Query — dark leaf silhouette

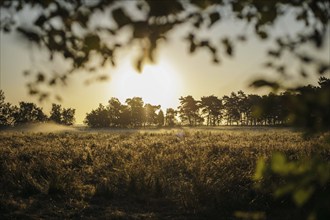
[1,0,327,100]
[17,27,41,44]
[112,8,131,29]
[318,64,329,75]
[209,11,221,28]
[222,38,233,56]
[250,80,280,90]
[36,73,45,83]
[84,34,101,51]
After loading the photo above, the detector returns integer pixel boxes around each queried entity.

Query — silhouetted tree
[236,91,248,125]
[49,103,76,125]
[83,80,329,129]
[178,96,202,126]
[13,102,47,124]
[49,104,62,124]
[143,103,160,126]
[222,93,240,125]
[126,97,144,127]
[165,108,177,127]
[108,97,123,127]
[284,77,330,131]
[118,105,131,128]
[157,109,165,127]
[200,95,222,126]
[85,97,161,128]
[62,108,75,125]
[245,94,263,126]
[0,90,15,127]
[84,104,110,128]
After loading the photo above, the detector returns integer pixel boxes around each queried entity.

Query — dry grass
[0,128,328,219]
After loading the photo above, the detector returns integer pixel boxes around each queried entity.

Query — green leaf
[293,187,314,207]
[271,153,288,174]
[317,163,330,186]
[274,183,296,198]
[253,157,266,180]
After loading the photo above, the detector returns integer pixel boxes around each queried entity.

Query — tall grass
[0,129,328,219]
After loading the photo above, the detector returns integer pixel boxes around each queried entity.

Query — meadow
[0,127,329,219]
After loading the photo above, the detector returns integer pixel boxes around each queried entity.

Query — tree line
[84,77,330,130]
[1,77,329,129]
[0,92,75,127]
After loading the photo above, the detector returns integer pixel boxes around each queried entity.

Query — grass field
[0,127,329,219]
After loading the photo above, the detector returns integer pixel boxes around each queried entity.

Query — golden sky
[0,7,329,124]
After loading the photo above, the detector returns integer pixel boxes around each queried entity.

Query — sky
[0,4,329,124]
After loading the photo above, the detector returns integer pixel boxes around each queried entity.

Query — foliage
[222,92,241,125]
[165,108,177,127]
[0,0,329,100]
[144,103,161,126]
[0,90,15,127]
[50,103,76,125]
[178,95,203,126]
[200,95,222,126]
[61,108,75,125]
[1,128,327,219]
[49,104,62,123]
[0,90,76,126]
[108,97,124,127]
[156,109,165,127]
[251,77,330,220]
[251,77,330,132]
[12,102,47,125]
[84,104,111,128]
[84,97,162,128]
[254,145,330,220]
[126,97,145,127]
[83,77,330,129]
[1,1,329,218]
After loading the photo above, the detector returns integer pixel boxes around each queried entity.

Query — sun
[110,60,182,109]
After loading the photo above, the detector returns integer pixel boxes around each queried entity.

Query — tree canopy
[0,90,76,127]
[0,90,15,127]
[50,103,76,125]
[84,97,164,128]
[82,77,330,130]
[1,0,329,100]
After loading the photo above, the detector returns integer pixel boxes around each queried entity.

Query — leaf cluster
[1,0,329,100]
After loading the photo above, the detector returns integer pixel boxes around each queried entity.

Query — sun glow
[111,60,182,109]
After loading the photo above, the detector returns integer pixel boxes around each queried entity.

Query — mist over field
[3,122,290,135]
[2,122,78,133]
